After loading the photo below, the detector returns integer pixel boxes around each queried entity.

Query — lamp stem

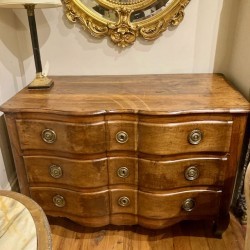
[25,4,42,74]
[24,4,54,89]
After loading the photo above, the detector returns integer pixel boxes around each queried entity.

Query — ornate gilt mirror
[63,0,191,47]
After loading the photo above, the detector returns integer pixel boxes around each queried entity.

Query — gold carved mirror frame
[63,0,191,47]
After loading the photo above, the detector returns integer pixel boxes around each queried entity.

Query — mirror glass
[130,0,174,22]
[78,0,175,22]
[79,0,118,22]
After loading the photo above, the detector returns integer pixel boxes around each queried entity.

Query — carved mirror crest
[63,0,191,47]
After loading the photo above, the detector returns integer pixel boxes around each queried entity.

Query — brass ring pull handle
[188,129,202,145]
[182,198,195,212]
[184,166,199,181]
[42,129,57,144]
[116,131,128,144]
[117,167,129,178]
[49,165,63,179]
[53,195,65,207]
[118,196,130,207]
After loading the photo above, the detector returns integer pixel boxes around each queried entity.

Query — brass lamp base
[28,73,54,90]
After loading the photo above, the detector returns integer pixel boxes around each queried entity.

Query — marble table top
[0,195,37,249]
[0,191,52,250]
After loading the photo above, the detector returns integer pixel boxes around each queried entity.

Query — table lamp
[0,0,62,89]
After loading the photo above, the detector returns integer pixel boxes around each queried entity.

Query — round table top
[0,191,51,250]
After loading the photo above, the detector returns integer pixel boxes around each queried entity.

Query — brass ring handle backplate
[49,165,63,179]
[184,166,199,181]
[116,131,128,144]
[42,129,57,144]
[118,196,130,207]
[117,167,129,178]
[188,129,202,145]
[53,195,65,207]
[182,198,195,212]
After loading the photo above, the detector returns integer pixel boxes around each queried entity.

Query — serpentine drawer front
[1,74,249,237]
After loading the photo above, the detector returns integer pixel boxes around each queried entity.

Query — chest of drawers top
[1,74,249,115]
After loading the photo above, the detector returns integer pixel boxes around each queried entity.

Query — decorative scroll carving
[63,0,191,47]
[64,0,109,38]
[108,8,138,47]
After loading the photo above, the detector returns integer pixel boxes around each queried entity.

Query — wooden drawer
[108,157,138,186]
[138,120,232,155]
[107,121,137,151]
[110,189,137,215]
[138,189,221,219]
[16,119,106,154]
[24,156,108,190]
[30,187,109,217]
[139,157,226,190]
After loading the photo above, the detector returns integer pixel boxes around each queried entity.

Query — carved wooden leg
[213,213,230,238]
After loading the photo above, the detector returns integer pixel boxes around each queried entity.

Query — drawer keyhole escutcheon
[49,165,63,179]
[116,131,128,144]
[42,129,57,144]
[117,167,129,178]
[185,166,199,181]
[182,198,195,212]
[118,196,130,207]
[188,129,202,145]
[53,195,65,207]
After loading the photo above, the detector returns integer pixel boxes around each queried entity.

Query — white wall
[0,9,23,190]
[215,0,250,101]
[14,0,223,79]
[0,0,249,190]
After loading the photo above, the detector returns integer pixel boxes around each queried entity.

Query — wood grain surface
[1,74,249,115]
[49,212,245,250]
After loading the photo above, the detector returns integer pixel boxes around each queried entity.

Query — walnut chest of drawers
[1,74,250,236]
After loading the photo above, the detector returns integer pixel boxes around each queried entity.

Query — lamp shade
[0,0,62,8]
